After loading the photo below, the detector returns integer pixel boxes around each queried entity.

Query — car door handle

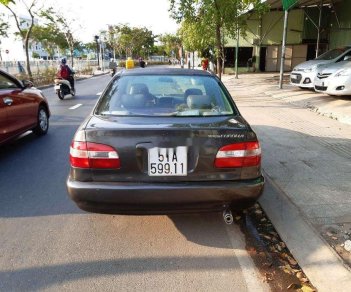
[3,97,13,106]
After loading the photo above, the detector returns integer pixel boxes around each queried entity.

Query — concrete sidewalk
[222,73,351,292]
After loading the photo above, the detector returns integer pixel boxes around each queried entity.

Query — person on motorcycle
[109,58,117,76]
[139,57,146,68]
[58,58,74,90]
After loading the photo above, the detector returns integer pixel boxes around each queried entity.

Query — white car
[290,46,351,89]
[314,59,351,96]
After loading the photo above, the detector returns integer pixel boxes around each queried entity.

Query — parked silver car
[290,46,351,89]
[314,58,351,96]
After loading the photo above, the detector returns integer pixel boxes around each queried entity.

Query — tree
[0,12,9,38]
[30,24,67,59]
[159,33,182,58]
[169,0,268,79]
[107,24,156,59]
[40,8,78,66]
[1,0,40,80]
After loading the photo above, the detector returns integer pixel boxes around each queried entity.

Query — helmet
[61,58,67,64]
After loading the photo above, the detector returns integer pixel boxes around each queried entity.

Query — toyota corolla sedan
[0,69,50,146]
[67,68,264,215]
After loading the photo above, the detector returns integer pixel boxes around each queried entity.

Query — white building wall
[0,13,49,62]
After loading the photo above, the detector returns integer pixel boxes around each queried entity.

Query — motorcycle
[54,75,75,100]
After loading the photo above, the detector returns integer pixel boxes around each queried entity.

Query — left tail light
[70,141,120,169]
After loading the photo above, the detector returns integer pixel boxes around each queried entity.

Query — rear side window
[0,74,20,90]
[95,75,235,117]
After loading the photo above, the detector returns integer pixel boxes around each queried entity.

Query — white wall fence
[0,59,109,76]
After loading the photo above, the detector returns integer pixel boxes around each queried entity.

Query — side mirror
[343,55,351,61]
[22,80,33,88]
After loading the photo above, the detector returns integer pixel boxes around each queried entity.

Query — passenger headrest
[121,94,146,108]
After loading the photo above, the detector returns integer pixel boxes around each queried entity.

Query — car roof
[118,68,214,77]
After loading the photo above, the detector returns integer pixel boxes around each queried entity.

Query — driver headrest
[129,83,149,95]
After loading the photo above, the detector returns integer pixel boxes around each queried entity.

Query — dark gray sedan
[67,68,264,217]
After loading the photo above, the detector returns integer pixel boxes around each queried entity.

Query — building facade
[225,0,351,72]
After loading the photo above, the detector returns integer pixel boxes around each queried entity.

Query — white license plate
[314,79,322,86]
[148,147,187,176]
[54,85,60,90]
[290,74,298,80]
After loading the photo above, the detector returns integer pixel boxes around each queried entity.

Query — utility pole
[316,0,323,58]
[235,26,239,79]
[94,35,100,68]
[279,10,289,89]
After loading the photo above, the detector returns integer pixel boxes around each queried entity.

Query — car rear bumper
[67,176,264,214]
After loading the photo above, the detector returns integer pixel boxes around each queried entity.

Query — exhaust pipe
[223,209,234,225]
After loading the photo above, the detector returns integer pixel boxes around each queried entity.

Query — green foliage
[0,13,9,37]
[83,42,98,52]
[106,24,156,58]
[1,0,41,80]
[158,33,181,57]
[31,24,67,58]
[178,19,215,53]
[0,0,15,5]
[40,7,77,65]
[169,0,269,77]
[32,52,40,59]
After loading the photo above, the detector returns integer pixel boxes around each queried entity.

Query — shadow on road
[0,255,242,291]
[0,122,82,218]
[169,212,233,249]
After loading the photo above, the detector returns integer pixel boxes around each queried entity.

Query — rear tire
[33,106,49,136]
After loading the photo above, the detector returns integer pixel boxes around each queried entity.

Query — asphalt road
[0,74,270,291]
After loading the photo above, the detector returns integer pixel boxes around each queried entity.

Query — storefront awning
[265,0,342,11]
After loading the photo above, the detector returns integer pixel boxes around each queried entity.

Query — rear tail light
[70,141,120,169]
[215,141,261,168]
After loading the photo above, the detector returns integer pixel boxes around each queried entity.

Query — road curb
[259,172,351,292]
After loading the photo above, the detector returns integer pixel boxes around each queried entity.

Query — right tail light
[214,141,261,168]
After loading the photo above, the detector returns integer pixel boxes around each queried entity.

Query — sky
[46,0,180,43]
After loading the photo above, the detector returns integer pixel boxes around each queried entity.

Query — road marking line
[225,224,270,292]
[69,104,82,110]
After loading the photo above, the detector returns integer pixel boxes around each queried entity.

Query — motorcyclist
[57,57,74,90]
[139,57,146,68]
[109,58,117,76]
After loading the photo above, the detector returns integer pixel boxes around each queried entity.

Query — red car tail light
[70,141,120,169]
[215,141,261,168]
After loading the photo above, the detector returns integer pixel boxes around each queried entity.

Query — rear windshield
[315,48,348,60]
[95,74,235,117]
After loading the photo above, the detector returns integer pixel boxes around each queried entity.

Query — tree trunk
[215,24,222,80]
[24,36,33,81]
[222,44,225,74]
[70,47,74,67]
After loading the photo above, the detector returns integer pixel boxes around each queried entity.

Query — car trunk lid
[77,115,258,182]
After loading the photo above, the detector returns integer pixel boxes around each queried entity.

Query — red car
[0,69,50,146]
